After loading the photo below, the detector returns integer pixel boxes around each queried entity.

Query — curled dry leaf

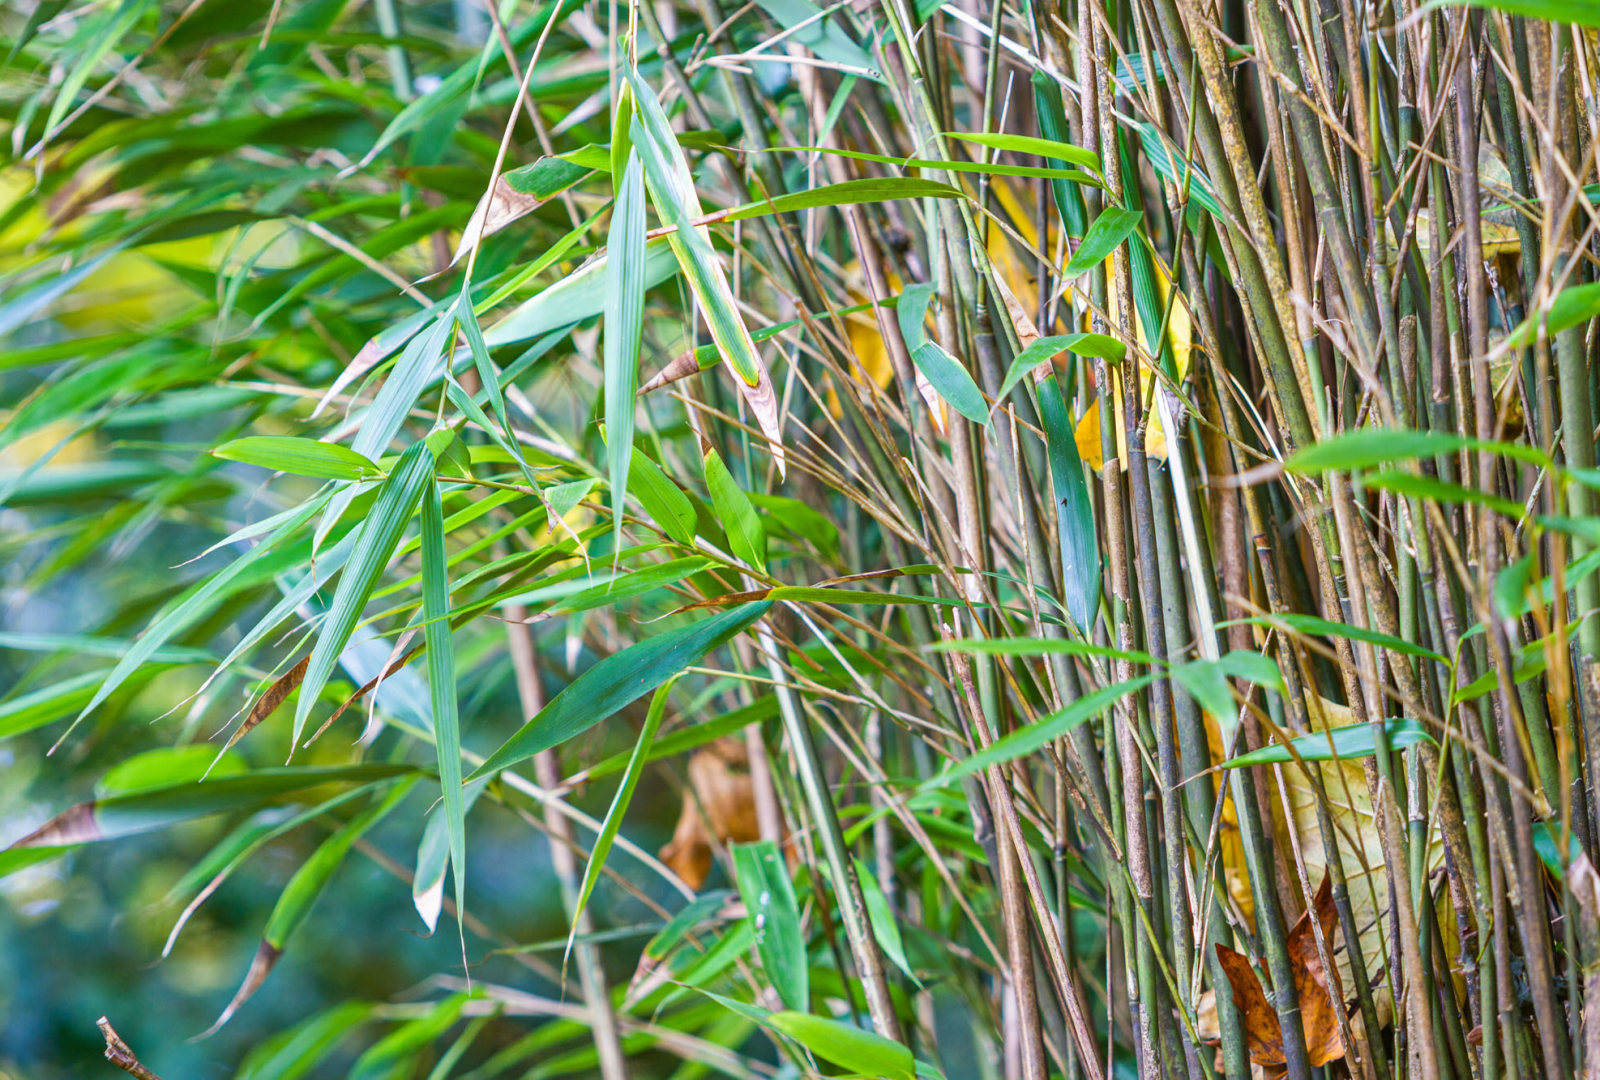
[1212,873,1346,1070]
[195,941,280,1040]
[220,656,309,756]
[659,741,764,890]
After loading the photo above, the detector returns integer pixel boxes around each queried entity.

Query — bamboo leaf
[419,472,466,937]
[628,447,698,545]
[292,442,436,748]
[1170,652,1283,725]
[7,764,414,849]
[606,151,648,552]
[1441,0,1600,27]
[204,778,417,1036]
[1226,613,1448,664]
[1064,206,1142,276]
[468,602,773,779]
[932,676,1155,788]
[766,1012,915,1079]
[852,856,917,984]
[732,840,809,1012]
[626,68,786,474]
[1037,373,1101,631]
[214,436,383,481]
[912,342,990,427]
[568,677,679,960]
[704,448,767,569]
[942,130,1101,172]
[1284,427,1548,473]
[1221,718,1435,769]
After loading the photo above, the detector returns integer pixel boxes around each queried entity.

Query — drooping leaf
[204,778,417,1036]
[626,68,786,474]
[1169,651,1283,727]
[1037,373,1100,631]
[852,856,917,983]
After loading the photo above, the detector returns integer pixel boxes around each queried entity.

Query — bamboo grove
[4,0,1600,1078]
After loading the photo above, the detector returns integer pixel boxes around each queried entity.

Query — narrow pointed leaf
[704,448,766,569]
[1064,206,1142,276]
[420,472,467,934]
[733,840,808,1012]
[213,437,383,481]
[292,442,435,747]
[469,601,773,779]
[606,151,648,551]
[567,675,679,961]
[1220,718,1435,769]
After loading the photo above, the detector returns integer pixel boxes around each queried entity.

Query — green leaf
[1221,718,1435,769]
[1508,281,1600,344]
[468,601,773,779]
[933,637,1154,665]
[766,1012,915,1080]
[420,473,467,938]
[912,342,990,428]
[6,764,414,849]
[704,448,767,569]
[897,281,935,351]
[720,178,965,223]
[1440,0,1600,28]
[568,676,679,962]
[629,447,698,545]
[236,1002,374,1080]
[1170,651,1283,724]
[787,144,1102,185]
[606,150,649,552]
[205,779,418,1036]
[1037,373,1100,631]
[483,239,680,348]
[732,840,809,1012]
[67,497,322,744]
[97,746,245,797]
[1064,206,1142,276]
[1365,470,1525,519]
[1224,613,1448,664]
[932,676,1155,788]
[214,436,383,481]
[413,778,489,934]
[852,857,916,984]
[996,335,1127,409]
[292,441,435,747]
[942,130,1101,172]
[627,68,785,470]
[1284,427,1547,473]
